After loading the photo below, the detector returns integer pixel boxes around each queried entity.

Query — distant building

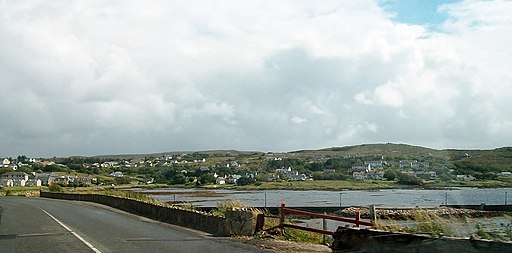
[34,172,59,186]
[350,165,370,172]
[2,158,11,166]
[413,171,437,180]
[456,175,476,181]
[353,171,384,180]
[227,175,242,184]
[274,167,307,181]
[199,166,210,171]
[2,172,29,181]
[26,179,42,187]
[110,171,124,177]
[399,160,429,169]
[216,177,226,185]
[0,179,13,187]
[499,172,512,177]
[364,161,384,169]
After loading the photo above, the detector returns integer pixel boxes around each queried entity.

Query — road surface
[0,196,270,253]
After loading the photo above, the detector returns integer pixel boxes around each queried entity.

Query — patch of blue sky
[379,0,460,29]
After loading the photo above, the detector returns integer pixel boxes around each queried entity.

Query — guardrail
[259,203,374,236]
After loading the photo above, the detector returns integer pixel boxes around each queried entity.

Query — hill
[66,143,512,172]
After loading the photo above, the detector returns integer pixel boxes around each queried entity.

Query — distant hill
[290,143,512,170]
[89,150,264,160]
[66,143,511,171]
[291,143,444,158]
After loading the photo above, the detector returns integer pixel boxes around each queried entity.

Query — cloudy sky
[1,0,511,157]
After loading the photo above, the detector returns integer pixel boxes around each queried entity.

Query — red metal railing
[277,203,373,235]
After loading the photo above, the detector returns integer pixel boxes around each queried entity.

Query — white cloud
[374,83,404,108]
[0,0,511,156]
[291,117,307,124]
[354,92,373,105]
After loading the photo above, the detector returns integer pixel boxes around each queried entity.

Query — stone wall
[40,191,256,237]
[332,227,512,253]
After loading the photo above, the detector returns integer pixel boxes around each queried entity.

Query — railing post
[255,213,265,234]
[355,209,360,227]
[323,212,327,245]
[369,205,377,225]
[280,202,285,229]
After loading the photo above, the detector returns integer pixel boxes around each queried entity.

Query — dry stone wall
[40,191,256,237]
[332,227,512,253]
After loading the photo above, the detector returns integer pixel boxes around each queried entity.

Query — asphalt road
[0,197,270,253]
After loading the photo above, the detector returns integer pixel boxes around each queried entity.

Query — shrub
[407,210,454,236]
[211,199,248,217]
[397,173,423,185]
[48,184,63,192]
[384,170,398,181]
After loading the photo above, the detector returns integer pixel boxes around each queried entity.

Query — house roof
[2,172,28,176]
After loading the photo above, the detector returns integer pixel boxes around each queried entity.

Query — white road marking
[40,208,102,253]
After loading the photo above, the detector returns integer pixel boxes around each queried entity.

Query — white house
[199,166,210,171]
[289,173,308,181]
[456,175,476,181]
[26,179,42,187]
[12,179,26,186]
[110,171,124,177]
[353,171,385,180]
[35,172,59,186]
[227,175,242,184]
[2,158,10,166]
[2,172,29,181]
[275,167,292,174]
[413,171,437,180]
[499,172,512,177]
[0,179,13,187]
[365,161,384,169]
[216,177,226,185]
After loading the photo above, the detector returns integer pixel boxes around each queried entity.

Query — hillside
[292,143,443,158]
[63,143,512,173]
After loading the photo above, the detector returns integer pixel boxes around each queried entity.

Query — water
[135,187,512,238]
[137,187,512,208]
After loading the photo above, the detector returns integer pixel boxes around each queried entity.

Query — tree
[384,170,398,181]
[199,174,216,184]
[237,177,256,186]
[17,155,27,162]
[48,183,63,192]
[305,162,324,172]
[173,174,187,184]
[397,173,423,185]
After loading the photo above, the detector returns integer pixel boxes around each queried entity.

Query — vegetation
[258,215,327,245]
[397,173,423,186]
[0,186,41,197]
[211,199,249,217]
[48,183,63,192]
[406,210,455,236]
[376,209,454,237]
[2,143,512,191]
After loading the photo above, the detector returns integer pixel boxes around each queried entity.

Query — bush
[237,177,256,186]
[397,173,423,185]
[48,184,63,192]
[211,200,248,217]
[384,170,398,181]
[407,210,454,236]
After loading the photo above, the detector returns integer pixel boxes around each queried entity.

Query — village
[2,149,507,189]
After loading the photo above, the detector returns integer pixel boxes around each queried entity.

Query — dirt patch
[240,237,332,253]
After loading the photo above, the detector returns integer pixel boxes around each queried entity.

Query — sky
[1,0,511,157]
